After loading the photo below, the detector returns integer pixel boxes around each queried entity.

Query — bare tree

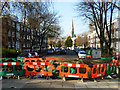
[76,0,119,56]
[1,1,61,52]
[26,2,61,52]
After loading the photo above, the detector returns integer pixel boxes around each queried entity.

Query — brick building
[1,15,48,52]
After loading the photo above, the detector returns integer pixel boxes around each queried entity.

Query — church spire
[71,19,74,38]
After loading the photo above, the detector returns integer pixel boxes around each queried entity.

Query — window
[27,35,28,40]
[8,31,11,37]
[23,44,25,47]
[12,32,15,37]
[16,23,20,32]
[79,68,86,74]
[27,28,29,32]
[12,42,15,48]
[12,22,15,27]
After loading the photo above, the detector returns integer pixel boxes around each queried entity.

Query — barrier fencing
[1,57,120,80]
[91,63,106,78]
[23,62,55,77]
[56,63,90,78]
[0,59,24,77]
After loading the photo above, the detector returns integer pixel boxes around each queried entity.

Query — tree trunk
[100,40,104,56]
[107,44,112,57]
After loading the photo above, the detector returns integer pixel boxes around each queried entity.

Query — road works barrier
[23,62,55,77]
[56,63,90,78]
[1,57,120,79]
[91,64,106,78]
[112,59,120,75]
[22,58,43,63]
[85,55,91,59]
[0,62,24,77]
[106,62,118,75]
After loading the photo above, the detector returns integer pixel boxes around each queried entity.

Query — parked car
[77,48,84,53]
[60,48,66,54]
[17,52,39,58]
[78,51,86,58]
[55,48,61,53]
[48,49,54,54]
[29,52,39,58]
[17,52,32,58]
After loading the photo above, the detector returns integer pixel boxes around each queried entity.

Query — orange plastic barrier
[85,55,91,59]
[91,64,106,78]
[22,58,43,63]
[23,62,55,76]
[56,63,90,78]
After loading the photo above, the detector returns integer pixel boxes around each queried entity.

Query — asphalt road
[43,50,78,59]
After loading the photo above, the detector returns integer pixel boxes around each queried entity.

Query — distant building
[48,37,66,48]
[1,15,48,52]
[110,18,120,55]
[88,30,100,49]
[88,18,120,55]
[70,19,76,50]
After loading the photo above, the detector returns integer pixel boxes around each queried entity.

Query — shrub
[2,48,22,58]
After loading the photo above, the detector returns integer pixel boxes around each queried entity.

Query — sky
[52,0,119,38]
[52,1,89,38]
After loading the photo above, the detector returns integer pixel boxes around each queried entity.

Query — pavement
[1,78,120,89]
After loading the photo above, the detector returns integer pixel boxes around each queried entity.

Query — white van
[78,51,86,58]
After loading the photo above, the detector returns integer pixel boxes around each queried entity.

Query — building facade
[88,30,100,49]
[2,15,48,52]
[88,18,120,55]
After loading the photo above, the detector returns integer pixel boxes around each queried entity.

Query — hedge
[2,48,21,58]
